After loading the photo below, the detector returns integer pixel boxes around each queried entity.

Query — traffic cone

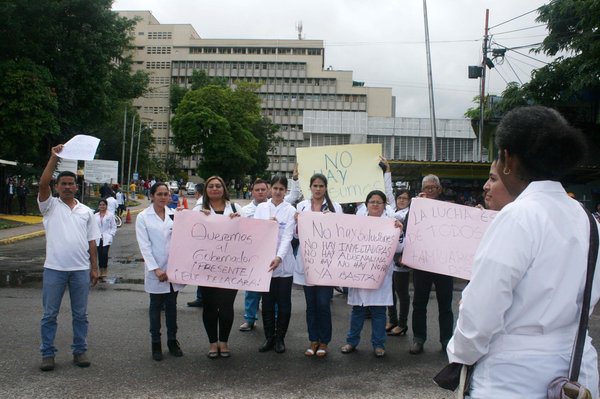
[183,197,188,209]
[125,209,132,224]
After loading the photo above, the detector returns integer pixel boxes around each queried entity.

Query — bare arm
[39,145,63,202]
[88,240,99,286]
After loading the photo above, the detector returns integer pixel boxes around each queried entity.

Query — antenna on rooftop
[296,21,304,40]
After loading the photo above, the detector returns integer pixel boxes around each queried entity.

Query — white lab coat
[447,181,600,399]
[94,211,117,246]
[347,213,402,306]
[254,199,296,278]
[293,198,343,286]
[135,205,185,294]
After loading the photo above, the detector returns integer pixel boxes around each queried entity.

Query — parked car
[186,182,196,195]
[168,181,178,191]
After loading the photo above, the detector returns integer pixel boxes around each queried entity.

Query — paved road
[2,209,600,398]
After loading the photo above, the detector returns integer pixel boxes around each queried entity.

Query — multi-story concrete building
[119,10,478,180]
[119,10,394,175]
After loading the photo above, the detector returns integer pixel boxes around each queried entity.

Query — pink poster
[402,198,497,280]
[298,212,401,288]
[167,210,278,292]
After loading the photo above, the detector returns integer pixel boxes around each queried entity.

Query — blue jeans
[303,285,333,344]
[40,268,90,357]
[346,305,387,349]
[244,291,261,324]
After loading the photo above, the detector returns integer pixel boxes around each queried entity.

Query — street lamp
[135,118,152,181]
[126,112,137,200]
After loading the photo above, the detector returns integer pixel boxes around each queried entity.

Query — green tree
[0,0,148,167]
[171,84,260,181]
[0,59,59,163]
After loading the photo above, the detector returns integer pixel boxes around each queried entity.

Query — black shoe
[259,338,275,352]
[409,341,424,355]
[275,337,286,354]
[152,342,163,361]
[73,353,91,367]
[167,340,183,357]
[187,299,203,307]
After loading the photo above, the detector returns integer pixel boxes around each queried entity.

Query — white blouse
[447,181,600,398]
[254,199,296,278]
[94,211,117,247]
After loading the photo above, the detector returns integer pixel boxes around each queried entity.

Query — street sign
[133,172,139,181]
[84,160,119,184]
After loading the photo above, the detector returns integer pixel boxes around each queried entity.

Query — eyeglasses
[367,201,384,205]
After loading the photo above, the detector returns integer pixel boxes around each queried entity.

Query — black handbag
[547,205,598,399]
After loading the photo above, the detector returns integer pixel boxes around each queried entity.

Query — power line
[492,24,546,36]
[493,66,510,85]
[489,8,540,30]
[493,42,550,65]
[325,38,480,46]
[510,54,545,69]
[504,57,523,84]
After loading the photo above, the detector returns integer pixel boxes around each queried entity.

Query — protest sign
[296,143,384,204]
[402,198,497,280]
[59,135,100,161]
[298,212,401,288]
[84,160,118,184]
[167,211,278,292]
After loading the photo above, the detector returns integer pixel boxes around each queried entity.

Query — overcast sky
[112,0,552,119]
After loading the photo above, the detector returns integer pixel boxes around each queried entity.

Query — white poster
[84,160,119,184]
[59,135,100,161]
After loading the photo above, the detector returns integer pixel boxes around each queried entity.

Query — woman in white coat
[196,175,241,359]
[94,198,117,282]
[294,173,343,357]
[135,182,185,361]
[340,190,403,358]
[447,106,600,398]
[254,175,296,354]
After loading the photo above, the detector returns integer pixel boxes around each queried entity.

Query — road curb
[0,229,46,245]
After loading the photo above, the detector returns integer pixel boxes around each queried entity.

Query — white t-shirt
[38,196,101,271]
[106,196,118,215]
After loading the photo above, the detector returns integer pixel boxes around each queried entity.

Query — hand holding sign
[167,210,278,292]
[402,198,497,280]
[298,212,401,288]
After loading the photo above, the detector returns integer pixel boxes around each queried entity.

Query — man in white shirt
[38,144,101,372]
[239,179,270,331]
[105,194,118,215]
[115,189,125,217]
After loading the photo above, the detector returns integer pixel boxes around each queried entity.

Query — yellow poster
[296,143,384,204]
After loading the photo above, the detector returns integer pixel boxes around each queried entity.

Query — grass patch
[0,219,26,230]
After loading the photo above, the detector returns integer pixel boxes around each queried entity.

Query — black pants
[262,276,293,317]
[387,271,410,328]
[149,286,178,342]
[17,195,26,215]
[97,242,110,269]
[411,269,454,344]
[201,287,238,343]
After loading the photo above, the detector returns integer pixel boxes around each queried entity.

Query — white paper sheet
[59,135,100,161]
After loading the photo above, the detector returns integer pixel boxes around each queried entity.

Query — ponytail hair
[310,173,336,213]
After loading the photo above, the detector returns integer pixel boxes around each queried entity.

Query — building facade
[119,10,393,175]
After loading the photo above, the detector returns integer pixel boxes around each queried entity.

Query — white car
[186,182,196,195]
[168,181,178,191]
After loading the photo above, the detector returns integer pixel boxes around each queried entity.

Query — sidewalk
[0,197,152,245]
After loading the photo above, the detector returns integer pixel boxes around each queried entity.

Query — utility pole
[478,9,490,162]
[127,114,136,199]
[423,0,438,161]
[120,106,127,185]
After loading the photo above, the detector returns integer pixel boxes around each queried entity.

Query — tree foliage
[171,73,279,180]
[0,0,148,168]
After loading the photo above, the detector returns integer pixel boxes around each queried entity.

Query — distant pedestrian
[38,144,101,372]
[16,180,29,215]
[94,199,117,282]
[115,189,125,217]
[129,182,137,200]
[6,177,15,214]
